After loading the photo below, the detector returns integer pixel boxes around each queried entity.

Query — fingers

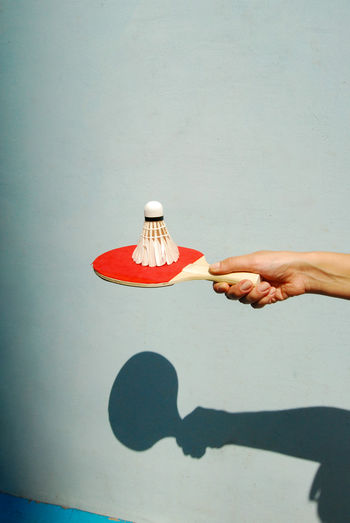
[213,280,277,308]
[210,254,258,275]
[227,281,271,303]
[251,287,277,308]
[213,282,230,294]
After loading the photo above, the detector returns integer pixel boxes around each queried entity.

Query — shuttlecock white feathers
[132,201,179,267]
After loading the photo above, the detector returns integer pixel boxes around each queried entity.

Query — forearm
[304,252,350,299]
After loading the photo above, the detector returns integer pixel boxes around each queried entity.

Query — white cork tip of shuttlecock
[132,201,179,267]
[144,201,164,219]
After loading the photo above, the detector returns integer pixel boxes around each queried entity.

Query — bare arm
[209,251,350,309]
[305,252,350,299]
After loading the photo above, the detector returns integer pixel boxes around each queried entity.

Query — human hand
[210,251,311,308]
[176,407,232,458]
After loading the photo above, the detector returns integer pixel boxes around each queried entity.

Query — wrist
[302,252,350,299]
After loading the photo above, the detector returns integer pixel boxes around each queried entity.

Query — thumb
[209,254,257,274]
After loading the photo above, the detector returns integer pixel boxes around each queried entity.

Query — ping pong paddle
[93,245,260,287]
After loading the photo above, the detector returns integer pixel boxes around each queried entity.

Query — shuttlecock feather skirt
[132,220,179,267]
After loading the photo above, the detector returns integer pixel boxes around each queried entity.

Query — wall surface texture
[1,1,350,522]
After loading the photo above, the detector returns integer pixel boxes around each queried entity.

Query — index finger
[213,282,230,294]
[213,279,254,298]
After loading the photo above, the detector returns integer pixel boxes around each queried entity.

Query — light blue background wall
[1,1,350,522]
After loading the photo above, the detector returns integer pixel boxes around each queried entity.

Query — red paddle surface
[93,245,203,284]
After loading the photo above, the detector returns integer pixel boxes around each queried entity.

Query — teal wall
[1,1,350,522]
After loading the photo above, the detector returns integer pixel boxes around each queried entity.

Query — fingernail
[240,280,252,291]
[258,282,270,292]
[210,262,220,271]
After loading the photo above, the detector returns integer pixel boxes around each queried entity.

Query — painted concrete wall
[1,1,350,522]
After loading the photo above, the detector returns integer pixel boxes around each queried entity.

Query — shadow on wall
[108,352,350,523]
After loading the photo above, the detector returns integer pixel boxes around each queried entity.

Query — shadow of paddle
[108,352,350,523]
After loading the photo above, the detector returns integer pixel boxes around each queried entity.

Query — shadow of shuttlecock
[108,352,350,523]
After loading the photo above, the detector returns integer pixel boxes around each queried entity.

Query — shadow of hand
[176,407,233,458]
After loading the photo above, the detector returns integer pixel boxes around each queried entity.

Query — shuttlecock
[132,201,179,267]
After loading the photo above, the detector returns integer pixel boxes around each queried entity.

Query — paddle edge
[94,270,174,288]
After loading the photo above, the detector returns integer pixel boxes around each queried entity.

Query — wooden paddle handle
[179,257,261,285]
[207,271,261,285]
